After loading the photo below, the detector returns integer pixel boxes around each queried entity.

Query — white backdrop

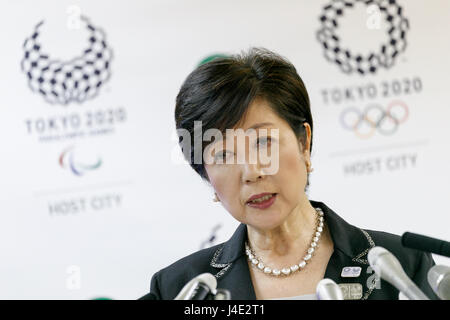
[0,0,449,299]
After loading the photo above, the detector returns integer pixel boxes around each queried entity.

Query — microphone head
[214,289,231,300]
[427,265,450,300]
[196,273,218,293]
[368,246,405,284]
[402,232,450,258]
[368,246,429,300]
[174,273,217,300]
[316,278,344,300]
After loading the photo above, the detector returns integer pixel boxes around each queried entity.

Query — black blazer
[141,200,439,300]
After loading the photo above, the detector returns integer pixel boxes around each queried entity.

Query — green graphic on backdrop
[198,53,229,66]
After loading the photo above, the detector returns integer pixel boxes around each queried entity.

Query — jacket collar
[209,200,377,299]
[212,200,373,265]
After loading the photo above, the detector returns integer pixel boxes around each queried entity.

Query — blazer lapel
[315,200,378,300]
[209,200,378,300]
[210,223,256,299]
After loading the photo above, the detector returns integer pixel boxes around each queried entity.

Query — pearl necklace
[245,207,324,277]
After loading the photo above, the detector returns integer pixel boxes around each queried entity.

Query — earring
[306,161,314,173]
[213,193,220,202]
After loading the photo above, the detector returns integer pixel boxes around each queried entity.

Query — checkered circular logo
[20,16,113,105]
[316,0,409,75]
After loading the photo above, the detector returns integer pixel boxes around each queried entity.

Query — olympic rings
[340,100,409,138]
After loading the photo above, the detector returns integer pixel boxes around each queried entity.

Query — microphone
[213,288,232,300]
[401,232,450,258]
[427,265,450,300]
[316,278,344,300]
[174,273,217,300]
[368,246,429,300]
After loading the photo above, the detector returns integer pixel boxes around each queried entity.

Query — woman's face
[204,98,312,231]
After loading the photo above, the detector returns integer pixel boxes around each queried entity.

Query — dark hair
[175,47,313,187]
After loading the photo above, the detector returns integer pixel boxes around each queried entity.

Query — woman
[141,47,437,300]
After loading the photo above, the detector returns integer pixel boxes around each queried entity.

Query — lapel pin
[338,283,363,300]
[341,266,362,278]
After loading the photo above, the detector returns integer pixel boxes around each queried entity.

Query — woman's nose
[242,162,264,183]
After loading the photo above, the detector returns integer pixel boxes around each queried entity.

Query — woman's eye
[215,151,230,160]
[257,136,272,146]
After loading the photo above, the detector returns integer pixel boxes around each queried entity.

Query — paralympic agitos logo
[20,15,113,105]
[316,0,409,75]
[59,146,102,176]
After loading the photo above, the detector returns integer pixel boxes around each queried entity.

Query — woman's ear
[301,123,313,173]
[302,122,312,158]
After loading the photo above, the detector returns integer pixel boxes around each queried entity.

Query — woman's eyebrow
[246,122,274,130]
[215,122,275,144]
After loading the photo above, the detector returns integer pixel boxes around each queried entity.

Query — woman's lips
[246,192,275,203]
[246,193,277,209]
